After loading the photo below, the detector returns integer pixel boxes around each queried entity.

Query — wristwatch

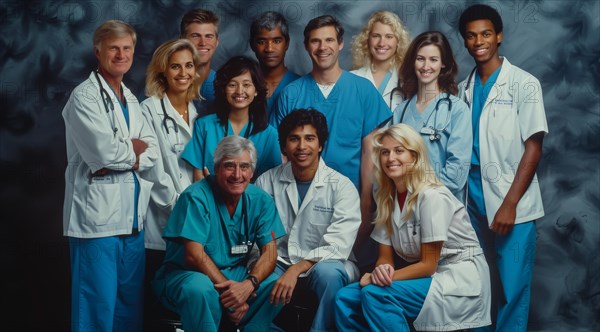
[246,274,260,291]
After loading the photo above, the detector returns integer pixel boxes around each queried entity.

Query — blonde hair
[93,20,136,51]
[350,11,410,70]
[145,39,202,102]
[371,124,442,235]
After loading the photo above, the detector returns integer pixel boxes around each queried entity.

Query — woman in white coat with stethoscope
[335,124,491,331]
[140,38,202,252]
[350,11,410,110]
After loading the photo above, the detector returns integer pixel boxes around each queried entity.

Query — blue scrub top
[193,69,217,117]
[181,113,281,180]
[471,66,501,165]
[266,70,300,117]
[391,93,472,200]
[161,176,286,269]
[271,71,391,188]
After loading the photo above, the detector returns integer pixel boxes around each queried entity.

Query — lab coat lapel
[282,164,299,217]
[95,73,130,138]
[297,158,326,216]
[162,96,193,140]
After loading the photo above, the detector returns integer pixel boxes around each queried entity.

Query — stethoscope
[397,93,453,141]
[160,98,184,153]
[94,70,125,137]
[461,67,478,108]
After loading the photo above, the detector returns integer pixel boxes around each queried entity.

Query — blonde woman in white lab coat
[140,38,202,251]
[335,124,491,331]
[350,11,410,110]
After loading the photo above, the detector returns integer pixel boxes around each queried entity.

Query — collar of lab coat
[89,71,134,138]
[353,65,399,98]
[463,56,512,109]
[150,95,196,138]
[280,157,329,215]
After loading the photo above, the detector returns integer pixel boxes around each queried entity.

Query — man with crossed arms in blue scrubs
[152,136,285,332]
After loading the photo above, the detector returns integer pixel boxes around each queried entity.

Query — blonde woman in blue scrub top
[350,11,410,110]
[182,56,281,182]
[335,124,491,331]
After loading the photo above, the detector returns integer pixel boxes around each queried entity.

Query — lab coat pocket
[441,260,481,297]
[86,183,121,226]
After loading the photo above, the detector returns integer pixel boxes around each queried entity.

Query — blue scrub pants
[468,166,536,332]
[275,259,349,332]
[69,232,145,332]
[160,265,281,332]
[334,278,432,332]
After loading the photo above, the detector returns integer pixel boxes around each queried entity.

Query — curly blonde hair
[145,39,202,102]
[350,11,410,70]
[371,124,442,236]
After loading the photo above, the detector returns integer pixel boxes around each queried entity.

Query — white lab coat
[458,57,548,226]
[371,186,491,330]
[255,158,361,281]
[62,71,157,238]
[351,66,402,110]
[140,95,197,250]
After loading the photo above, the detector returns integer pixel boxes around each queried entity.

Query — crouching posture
[256,109,361,331]
[335,124,491,331]
[152,136,286,332]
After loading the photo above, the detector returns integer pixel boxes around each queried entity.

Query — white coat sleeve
[131,99,158,172]
[138,102,178,210]
[64,87,136,173]
[304,178,361,262]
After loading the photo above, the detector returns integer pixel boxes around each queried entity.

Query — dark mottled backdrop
[0,0,598,331]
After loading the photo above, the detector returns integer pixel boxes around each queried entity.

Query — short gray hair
[213,136,257,170]
[93,20,137,51]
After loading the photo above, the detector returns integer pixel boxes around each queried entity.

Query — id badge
[231,245,249,255]
[172,143,185,153]
[90,175,113,184]
[420,127,435,135]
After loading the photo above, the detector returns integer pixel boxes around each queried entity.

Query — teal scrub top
[161,176,286,269]
[181,113,282,180]
[266,70,300,117]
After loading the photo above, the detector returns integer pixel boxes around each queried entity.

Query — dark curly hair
[213,56,268,135]
[277,108,329,155]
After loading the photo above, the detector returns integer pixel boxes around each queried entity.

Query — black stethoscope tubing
[94,70,125,136]
[396,93,453,141]
[462,67,477,108]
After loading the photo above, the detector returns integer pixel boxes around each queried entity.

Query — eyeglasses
[221,160,254,172]
[225,81,254,92]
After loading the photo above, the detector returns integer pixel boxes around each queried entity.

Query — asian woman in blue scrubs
[182,56,281,181]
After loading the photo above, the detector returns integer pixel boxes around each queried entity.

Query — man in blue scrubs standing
[458,4,548,331]
[180,8,220,116]
[153,136,286,332]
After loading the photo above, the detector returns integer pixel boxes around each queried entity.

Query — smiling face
[285,124,322,176]
[463,19,502,65]
[215,151,254,198]
[252,26,289,70]
[95,35,134,80]
[184,22,218,66]
[368,21,398,65]
[165,49,195,95]
[414,44,444,87]
[379,135,416,183]
[225,71,257,113]
[305,26,343,72]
